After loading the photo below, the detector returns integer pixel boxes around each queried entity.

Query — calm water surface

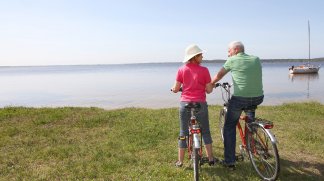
[0,61,323,109]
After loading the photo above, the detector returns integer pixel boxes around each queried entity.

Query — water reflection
[288,73,319,82]
[288,73,319,98]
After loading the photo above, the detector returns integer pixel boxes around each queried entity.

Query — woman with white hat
[171,44,215,167]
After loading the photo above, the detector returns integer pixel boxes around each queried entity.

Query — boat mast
[308,20,310,64]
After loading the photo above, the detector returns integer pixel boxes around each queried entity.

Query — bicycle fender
[193,134,201,148]
[264,128,277,144]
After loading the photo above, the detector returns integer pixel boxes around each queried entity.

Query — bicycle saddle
[242,106,257,112]
[185,102,201,109]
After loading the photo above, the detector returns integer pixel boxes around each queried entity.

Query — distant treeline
[204,57,324,63]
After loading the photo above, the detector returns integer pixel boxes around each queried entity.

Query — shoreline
[1,100,322,111]
[1,58,324,68]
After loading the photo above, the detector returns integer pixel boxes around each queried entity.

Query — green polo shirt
[223,52,263,97]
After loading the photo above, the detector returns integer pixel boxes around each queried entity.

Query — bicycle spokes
[248,125,280,180]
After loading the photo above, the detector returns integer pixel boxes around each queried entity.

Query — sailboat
[289,21,320,74]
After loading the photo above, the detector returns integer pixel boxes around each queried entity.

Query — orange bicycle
[216,82,280,181]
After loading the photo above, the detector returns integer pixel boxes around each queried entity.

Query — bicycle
[181,102,211,181]
[215,82,280,181]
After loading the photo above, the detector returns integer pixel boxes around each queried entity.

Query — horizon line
[1,57,324,67]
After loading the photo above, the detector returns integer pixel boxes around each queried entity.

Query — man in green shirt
[211,41,264,170]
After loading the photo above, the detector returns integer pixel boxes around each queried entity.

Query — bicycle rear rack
[255,118,274,129]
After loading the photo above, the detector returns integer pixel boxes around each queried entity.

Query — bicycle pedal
[235,155,244,162]
[201,157,209,164]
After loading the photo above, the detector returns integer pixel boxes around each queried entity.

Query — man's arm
[211,67,228,84]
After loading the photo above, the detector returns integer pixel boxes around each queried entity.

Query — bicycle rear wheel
[192,148,200,181]
[247,124,280,181]
[219,108,226,142]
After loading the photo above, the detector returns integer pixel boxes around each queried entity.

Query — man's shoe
[220,160,236,171]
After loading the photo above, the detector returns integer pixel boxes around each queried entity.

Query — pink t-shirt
[176,63,211,102]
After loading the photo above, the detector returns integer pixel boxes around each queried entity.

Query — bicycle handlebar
[214,82,232,103]
[170,87,183,92]
[172,82,230,92]
[214,82,231,89]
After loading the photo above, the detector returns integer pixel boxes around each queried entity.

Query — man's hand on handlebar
[214,82,231,89]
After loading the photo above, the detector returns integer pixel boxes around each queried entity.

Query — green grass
[0,102,323,180]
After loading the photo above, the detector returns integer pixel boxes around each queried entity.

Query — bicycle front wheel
[192,148,200,181]
[219,108,226,142]
[247,124,280,181]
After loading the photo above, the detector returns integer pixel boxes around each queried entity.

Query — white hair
[228,41,245,53]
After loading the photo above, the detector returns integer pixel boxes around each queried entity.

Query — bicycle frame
[217,82,277,146]
[187,107,203,159]
[237,115,249,149]
[216,82,280,181]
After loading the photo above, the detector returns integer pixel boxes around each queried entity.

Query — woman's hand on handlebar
[171,81,182,93]
[171,87,182,93]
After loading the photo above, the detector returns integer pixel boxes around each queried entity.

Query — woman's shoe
[175,161,183,167]
[208,157,219,166]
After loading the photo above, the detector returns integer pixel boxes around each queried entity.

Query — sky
[1,0,324,66]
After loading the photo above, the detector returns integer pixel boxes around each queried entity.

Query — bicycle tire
[188,134,193,159]
[247,124,280,181]
[192,148,200,181]
[219,108,226,142]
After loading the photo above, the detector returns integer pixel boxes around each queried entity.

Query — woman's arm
[171,81,182,93]
[205,82,213,94]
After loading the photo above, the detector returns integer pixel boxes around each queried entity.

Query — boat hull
[289,66,320,74]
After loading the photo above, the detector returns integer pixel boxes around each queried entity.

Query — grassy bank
[0,102,323,180]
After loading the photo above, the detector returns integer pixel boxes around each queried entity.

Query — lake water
[0,61,323,109]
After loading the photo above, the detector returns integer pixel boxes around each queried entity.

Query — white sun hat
[183,44,205,63]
